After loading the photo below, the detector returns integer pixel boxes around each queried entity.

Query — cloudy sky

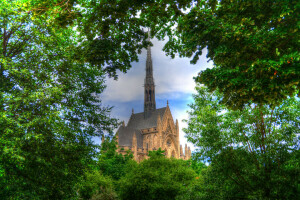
[100,38,213,152]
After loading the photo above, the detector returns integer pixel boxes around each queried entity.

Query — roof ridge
[131,107,167,116]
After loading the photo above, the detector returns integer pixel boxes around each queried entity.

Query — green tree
[175,157,207,200]
[118,150,197,200]
[184,85,300,199]
[148,0,300,109]
[97,137,136,181]
[77,138,136,200]
[78,170,118,200]
[24,0,153,79]
[0,1,120,199]
[187,156,207,176]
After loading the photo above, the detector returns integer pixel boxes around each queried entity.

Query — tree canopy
[119,150,197,200]
[143,0,300,109]
[0,1,126,198]
[184,85,300,199]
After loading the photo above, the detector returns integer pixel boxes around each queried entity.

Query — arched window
[167,139,171,147]
[149,90,151,101]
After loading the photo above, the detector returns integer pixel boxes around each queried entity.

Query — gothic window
[167,139,171,147]
[149,90,151,101]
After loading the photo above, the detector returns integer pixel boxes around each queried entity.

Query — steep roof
[117,107,167,148]
[127,107,166,129]
[117,127,143,148]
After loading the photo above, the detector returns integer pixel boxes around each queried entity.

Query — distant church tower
[144,33,156,118]
[116,32,191,162]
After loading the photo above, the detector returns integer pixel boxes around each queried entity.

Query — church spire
[144,31,156,118]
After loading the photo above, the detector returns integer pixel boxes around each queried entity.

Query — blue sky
[100,38,213,152]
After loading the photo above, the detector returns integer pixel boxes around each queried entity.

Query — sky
[100,38,213,152]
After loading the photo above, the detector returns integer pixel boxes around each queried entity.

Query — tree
[118,150,197,200]
[77,137,136,200]
[97,137,136,181]
[0,1,120,199]
[175,157,207,200]
[24,0,153,79]
[78,170,118,200]
[139,0,300,109]
[184,85,300,199]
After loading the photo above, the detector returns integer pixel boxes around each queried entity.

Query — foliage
[139,0,300,109]
[175,176,205,200]
[78,138,137,200]
[78,170,118,200]
[184,85,300,199]
[186,155,207,176]
[147,147,166,158]
[118,150,197,200]
[24,0,153,79]
[0,1,118,199]
[175,157,207,200]
[97,137,136,181]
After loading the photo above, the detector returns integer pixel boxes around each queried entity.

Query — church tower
[116,32,192,162]
[144,32,156,118]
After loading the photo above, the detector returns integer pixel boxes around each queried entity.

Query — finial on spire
[132,108,134,114]
[167,100,169,105]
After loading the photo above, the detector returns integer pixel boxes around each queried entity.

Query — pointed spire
[175,119,179,135]
[146,30,153,78]
[180,145,183,156]
[144,29,156,118]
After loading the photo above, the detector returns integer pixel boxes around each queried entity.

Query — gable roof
[127,107,166,129]
[117,107,167,148]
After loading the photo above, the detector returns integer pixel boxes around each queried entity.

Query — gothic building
[116,39,191,162]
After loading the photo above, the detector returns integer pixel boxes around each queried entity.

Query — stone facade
[115,35,191,162]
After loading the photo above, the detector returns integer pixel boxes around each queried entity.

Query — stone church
[115,39,191,162]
